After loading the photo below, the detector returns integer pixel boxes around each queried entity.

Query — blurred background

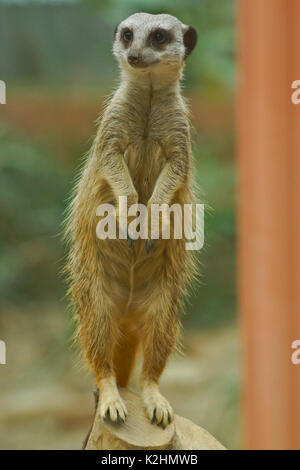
[0,0,238,449]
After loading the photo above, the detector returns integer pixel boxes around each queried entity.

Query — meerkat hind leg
[95,327,128,423]
[80,306,128,424]
[139,303,179,428]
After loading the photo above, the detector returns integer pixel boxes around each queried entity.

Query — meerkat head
[113,13,197,75]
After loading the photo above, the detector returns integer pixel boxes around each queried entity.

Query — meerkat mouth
[129,63,149,69]
[128,60,160,69]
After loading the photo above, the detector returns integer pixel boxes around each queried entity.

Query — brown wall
[237,0,300,450]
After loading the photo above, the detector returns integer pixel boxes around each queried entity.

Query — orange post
[237,0,300,449]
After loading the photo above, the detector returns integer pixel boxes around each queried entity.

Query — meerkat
[65,13,198,428]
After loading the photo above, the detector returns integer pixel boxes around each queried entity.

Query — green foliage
[184,133,236,328]
[0,130,68,306]
[0,1,234,98]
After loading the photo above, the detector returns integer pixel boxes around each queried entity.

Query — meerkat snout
[128,54,141,65]
[113,13,198,72]
[127,53,144,68]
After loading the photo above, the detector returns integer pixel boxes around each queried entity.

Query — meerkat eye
[122,28,133,43]
[153,29,167,44]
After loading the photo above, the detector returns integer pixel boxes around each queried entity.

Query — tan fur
[64,13,198,428]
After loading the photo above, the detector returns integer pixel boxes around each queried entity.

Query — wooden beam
[237,0,300,449]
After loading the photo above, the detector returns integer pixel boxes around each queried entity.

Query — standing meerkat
[65,13,198,428]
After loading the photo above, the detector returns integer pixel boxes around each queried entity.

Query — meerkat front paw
[100,396,128,424]
[142,383,174,429]
[98,377,128,424]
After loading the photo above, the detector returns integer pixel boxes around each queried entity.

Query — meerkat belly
[124,138,166,204]
[98,138,187,312]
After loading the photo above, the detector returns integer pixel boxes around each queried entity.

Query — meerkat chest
[113,91,185,202]
[124,136,166,204]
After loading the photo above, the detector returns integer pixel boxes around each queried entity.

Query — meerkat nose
[128,54,141,65]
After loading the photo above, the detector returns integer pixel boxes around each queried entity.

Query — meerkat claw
[128,234,135,249]
[116,409,125,424]
[103,409,110,421]
[145,239,155,254]
[151,408,157,424]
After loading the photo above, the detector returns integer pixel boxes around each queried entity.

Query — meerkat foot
[141,382,174,428]
[101,397,127,424]
[98,377,128,424]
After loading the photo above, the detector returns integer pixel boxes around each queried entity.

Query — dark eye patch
[121,28,133,47]
[148,28,172,49]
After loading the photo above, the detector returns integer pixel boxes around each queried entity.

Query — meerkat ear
[182,25,198,58]
[113,23,120,40]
